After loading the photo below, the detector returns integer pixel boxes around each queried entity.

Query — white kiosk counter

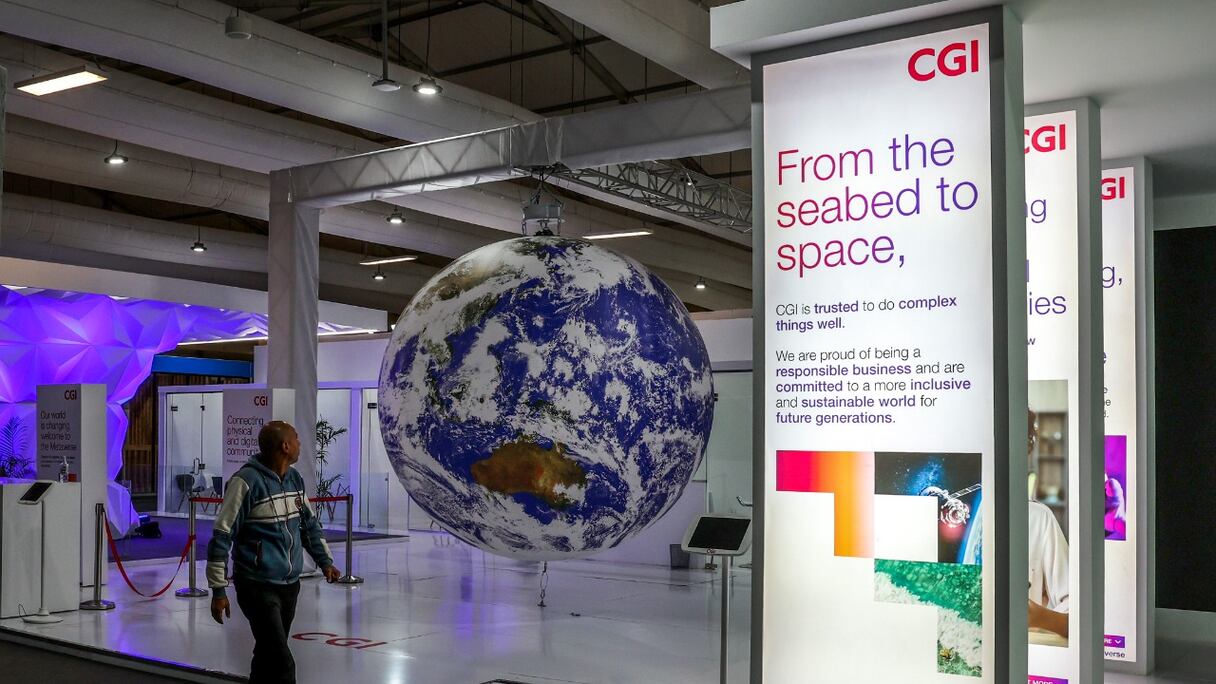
[0,481,81,618]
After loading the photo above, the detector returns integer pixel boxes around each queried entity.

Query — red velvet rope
[188,495,349,505]
[104,522,195,598]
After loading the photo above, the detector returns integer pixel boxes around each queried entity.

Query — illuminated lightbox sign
[760,19,1011,683]
[221,388,295,480]
[1024,109,1081,682]
[1101,166,1137,663]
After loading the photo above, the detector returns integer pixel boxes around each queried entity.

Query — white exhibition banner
[35,383,107,584]
[763,23,998,682]
[1101,166,1136,663]
[1024,110,1081,683]
[220,388,295,482]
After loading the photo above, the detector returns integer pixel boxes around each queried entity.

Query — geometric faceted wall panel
[0,285,368,483]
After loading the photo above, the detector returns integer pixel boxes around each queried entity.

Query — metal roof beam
[526,0,632,105]
[437,34,609,78]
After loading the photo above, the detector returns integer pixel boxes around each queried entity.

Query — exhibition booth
[4,1,1212,683]
[154,314,754,566]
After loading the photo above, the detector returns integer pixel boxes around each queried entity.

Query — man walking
[208,421,342,684]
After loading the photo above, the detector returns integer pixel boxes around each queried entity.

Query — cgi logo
[64,389,79,400]
[1024,124,1067,154]
[253,395,269,407]
[1101,176,1127,201]
[908,40,981,82]
[292,632,387,650]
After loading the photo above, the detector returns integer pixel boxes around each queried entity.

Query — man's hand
[323,565,342,583]
[211,596,231,625]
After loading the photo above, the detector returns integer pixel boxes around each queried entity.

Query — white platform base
[20,608,63,625]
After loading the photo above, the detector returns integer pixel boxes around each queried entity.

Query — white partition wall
[744,8,1027,683]
[1101,159,1155,674]
[36,383,106,586]
[1023,99,1105,684]
[160,391,223,514]
[359,388,410,533]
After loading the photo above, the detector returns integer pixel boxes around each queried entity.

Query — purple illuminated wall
[0,286,365,486]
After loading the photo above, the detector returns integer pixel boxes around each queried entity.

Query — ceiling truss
[550,160,751,232]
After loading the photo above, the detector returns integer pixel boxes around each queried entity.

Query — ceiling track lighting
[583,230,653,241]
[360,255,417,266]
[695,277,707,291]
[103,140,127,165]
[372,0,401,91]
[15,63,108,96]
[386,210,405,224]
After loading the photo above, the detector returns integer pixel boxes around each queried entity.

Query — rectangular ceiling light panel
[16,64,108,96]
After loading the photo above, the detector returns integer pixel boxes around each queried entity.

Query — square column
[268,169,320,492]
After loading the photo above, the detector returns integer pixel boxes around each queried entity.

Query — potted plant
[315,418,349,521]
[0,416,34,479]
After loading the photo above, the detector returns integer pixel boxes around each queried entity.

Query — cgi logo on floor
[292,632,387,650]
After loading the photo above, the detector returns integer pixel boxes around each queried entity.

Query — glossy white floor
[2,533,1213,683]
[1,532,752,683]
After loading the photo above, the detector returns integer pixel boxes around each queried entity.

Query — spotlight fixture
[695,277,707,290]
[373,77,401,92]
[386,211,405,225]
[16,64,108,96]
[103,141,127,165]
[225,11,253,39]
[413,76,441,96]
[190,225,207,253]
[373,267,386,281]
[684,172,696,187]
[414,0,442,97]
[583,230,653,241]
[360,255,417,266]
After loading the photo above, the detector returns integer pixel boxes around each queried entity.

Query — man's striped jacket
[207,456,334,598]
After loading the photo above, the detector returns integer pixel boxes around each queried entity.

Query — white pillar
[268,170,320,495]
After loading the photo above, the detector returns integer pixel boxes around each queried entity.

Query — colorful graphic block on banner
[778,450,984,677]
[1104,435,1128,541]
[875,559,983,677]
[875,452,983,564]
[776,450,874,557]
[776,450,981,562]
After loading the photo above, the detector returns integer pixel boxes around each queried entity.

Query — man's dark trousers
[234,577,301,684]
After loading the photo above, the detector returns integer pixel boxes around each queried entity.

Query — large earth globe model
[378,236,715,560]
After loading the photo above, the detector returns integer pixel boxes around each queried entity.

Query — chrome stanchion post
[176,497,209,598]
[80,502,115,610]
[337,494,363,585]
